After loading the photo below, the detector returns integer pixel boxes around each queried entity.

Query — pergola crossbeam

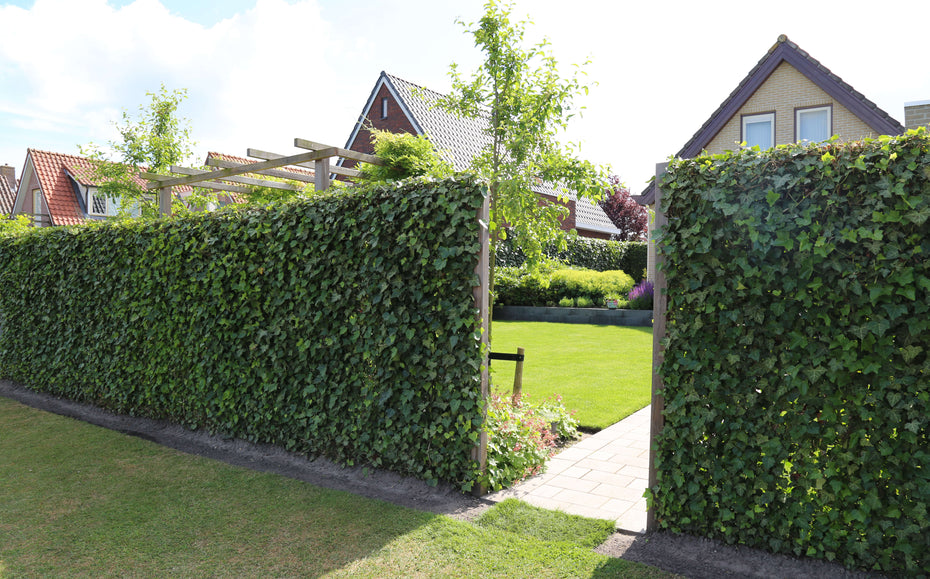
[247,148,362,178]
[145,147,339,190]
[143,139,383,216]
[203,158,314,185]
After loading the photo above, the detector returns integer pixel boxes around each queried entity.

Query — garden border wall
[493,305,652,327]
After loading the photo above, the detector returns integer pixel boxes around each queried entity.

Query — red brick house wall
[343,85,418,170]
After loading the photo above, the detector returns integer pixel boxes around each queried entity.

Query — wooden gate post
[472,186,491,496]
[647,162,669,532]
[158,186,172,216]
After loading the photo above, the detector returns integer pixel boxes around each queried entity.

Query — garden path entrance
[486,405,650,532]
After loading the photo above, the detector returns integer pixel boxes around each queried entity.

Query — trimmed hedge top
[496,234,646,280]
[0,177,488,489]
[654,130,930,573]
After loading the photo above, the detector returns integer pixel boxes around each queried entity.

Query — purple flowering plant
[627,280,654,310]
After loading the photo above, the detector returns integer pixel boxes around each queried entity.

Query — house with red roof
[9,150,270,226]
[10,149,157,226]
[343,71,623,240]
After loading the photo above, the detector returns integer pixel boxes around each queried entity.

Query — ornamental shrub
[483,392,578,491]
[496,233,646,279]
[626,280,654,310]
[494,265,635,307]
[598,175,648,241]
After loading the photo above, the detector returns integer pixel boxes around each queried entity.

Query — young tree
[599,175,648,241]
[438,0,608,265]
[82,85,207,218]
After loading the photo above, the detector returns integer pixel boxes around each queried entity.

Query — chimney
[0,164,15,186]
[904,100,930,130]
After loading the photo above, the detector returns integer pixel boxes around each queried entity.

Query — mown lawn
[0,397,675,578]
[489,321,653,430]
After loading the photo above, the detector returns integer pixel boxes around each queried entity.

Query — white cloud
[0,0,338,164]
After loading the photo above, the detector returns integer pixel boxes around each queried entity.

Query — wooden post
[315,157,331,191]
[647,162,669,532]
[472,187,491,496]
[511,347,525,405]
[158,186,172,216]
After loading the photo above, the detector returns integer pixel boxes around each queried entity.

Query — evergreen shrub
[0,177,488,489]
[653,130,930,574]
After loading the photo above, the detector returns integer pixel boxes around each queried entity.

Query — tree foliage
[437,0,608,265]
[82,85,212,218]
[599,175,648,241]
[0,215,33,237]
[358,128,453,182]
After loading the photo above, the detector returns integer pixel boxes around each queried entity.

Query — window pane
[799,109,829,142]
[745,120,772,149]
[92,193,107,214]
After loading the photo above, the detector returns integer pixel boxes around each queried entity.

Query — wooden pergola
[143,138,383,214]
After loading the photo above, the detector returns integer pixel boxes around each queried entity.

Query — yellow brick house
[635,34,930,281]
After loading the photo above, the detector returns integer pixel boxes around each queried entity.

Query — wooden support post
[511,347,525,405]
[647,162,669,532]
[314,157,331,191]
[158,186,172,216]
[472,187,491,497]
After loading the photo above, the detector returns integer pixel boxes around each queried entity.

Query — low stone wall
[492,306,652,327]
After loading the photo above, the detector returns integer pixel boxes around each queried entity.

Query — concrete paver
[486,405,651,533]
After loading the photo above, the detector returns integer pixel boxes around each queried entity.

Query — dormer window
[381,97,389,119]
[88,186,118,216]
[741,112,775,150]
[796,105,832,143]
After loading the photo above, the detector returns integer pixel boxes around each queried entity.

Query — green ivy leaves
[653,129,930,574]
[0,176,489,490]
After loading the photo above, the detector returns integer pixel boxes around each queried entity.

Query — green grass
[476,499,616,549]
[0,397,675,578]
[489,321,653,430]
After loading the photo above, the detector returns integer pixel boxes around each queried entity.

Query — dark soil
[0,380,885,578]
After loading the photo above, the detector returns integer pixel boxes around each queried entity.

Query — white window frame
[795,105,832,143]
[741,112,775,150]
[87,186,117,217]
[33,189,42,214]
[380,97,389,119]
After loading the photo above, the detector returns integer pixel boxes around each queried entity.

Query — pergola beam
[247,148,362,178]
[145,147,340,190]
[201,159,314,185]
[161,165,303,191]
[294,138,384,166]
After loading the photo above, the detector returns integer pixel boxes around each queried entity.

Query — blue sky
[1,0,929,190]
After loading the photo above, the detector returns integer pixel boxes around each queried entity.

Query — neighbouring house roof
[24,149,100,225]
[0,169,16,216]
[16,149,190,225]
[347,71,622,236]
[636,35,906,206]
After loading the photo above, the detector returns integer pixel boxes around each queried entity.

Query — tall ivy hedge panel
[0,177,488,489]
[653,130,929,573]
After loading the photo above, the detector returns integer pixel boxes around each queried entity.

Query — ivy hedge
[0,177,488,489]
[496,234,646,280]
[652,130,930,574]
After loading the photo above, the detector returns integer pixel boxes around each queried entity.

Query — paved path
[486,405,651,533]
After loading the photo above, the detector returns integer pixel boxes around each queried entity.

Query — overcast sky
[1,0,928,191]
